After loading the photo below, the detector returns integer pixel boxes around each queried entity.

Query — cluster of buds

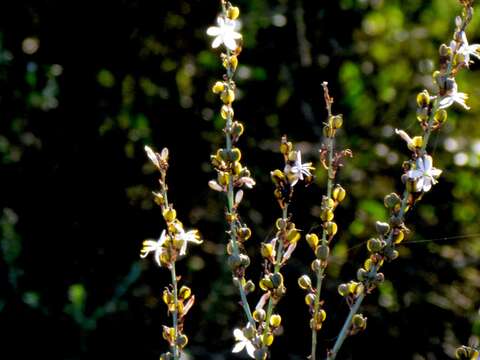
[141,146,202,360]
[455,345,479,359]
[328,3,479,357]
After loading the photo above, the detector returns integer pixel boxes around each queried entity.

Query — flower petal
[439,96,454,110]
[233,329,245,341]
[423,155,432,171]
[246,342,256,358]
[415,177,425,192]
[423,178,432,192]
[207,26,221,36]
[212,36,223,49]
[224,36,238,51]
[232,342,245,354]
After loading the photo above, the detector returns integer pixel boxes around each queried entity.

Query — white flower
[232,329,255,359]
[438,79,470,110]
[176,228,202,256]
[140,230,168,266]
[285,151,314,186]
[145,145,159,168]
[407,155,442,193]
[207,17,242,51]
[458,35,480,67]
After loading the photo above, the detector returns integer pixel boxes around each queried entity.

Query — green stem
[327,293,365,360]
[170,263,179,360]
[311,137,334,360]
[263,206,288,337]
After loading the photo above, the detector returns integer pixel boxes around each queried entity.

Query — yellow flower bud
[320,209,334,222]
[331,115,343,129]
[411,136,423,149]
[220,89,235,104]
[416,90,430,108]
[332,185,346,202]
[253,309,266,322]
[325,221,338,236]
[259,277,273,291]
[227,6,240,20]
[280,140,293,155]
[270,314,282,327]
[262,333,274,347]
[229,55,238,71]
[434,109,448,124]
[212,81,225,94]
[261,243,274,258]
[286,228,301,244]
[220,105,233,119]
[338,283,349,297]
[179,286,191,300]
[306,233,319,250]
[298,275,312,290]
[394,231,404,244]
[162,208,177,222]
[305,293,316,306]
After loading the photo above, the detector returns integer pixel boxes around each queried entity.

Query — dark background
[1,0,480,359]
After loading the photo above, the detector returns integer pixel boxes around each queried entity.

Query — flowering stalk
[298,83,350,360]
[207,0,257,330]
[328,1,478,359]
[141,146,202,360]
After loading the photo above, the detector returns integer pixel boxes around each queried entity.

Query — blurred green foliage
[1,0,480,359]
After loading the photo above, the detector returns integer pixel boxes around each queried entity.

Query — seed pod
[177,334,188,348]
[375,272,385,284]
[311,259,322,272]
[227,254,242,270]
[298,275,312,290]
[231,121,244,137]
[316,244,330,261]
[240,254,250,268]
[352,314,367,329]
[230,148,242,162]
[357,268,368,282]
[237,227,252,240]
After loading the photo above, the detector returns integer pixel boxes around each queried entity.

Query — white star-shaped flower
[407,155,442,193]
[176,228,202,256]
[285,151,314,186]
[207,17,242,51]
[232,329,255,359]
[439,79,470,110]
[140,230,168,266]
[458,36,480,67]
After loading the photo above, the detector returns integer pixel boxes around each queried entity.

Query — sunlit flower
[176,228,202,256]
[407,155,442,192]
[207,17,242,51]
[439,79,470,110]
[145,145,160,168]
[140,230,168,266]
[458,35,480,67]
[285,151,314,186]
[232,329,255,359]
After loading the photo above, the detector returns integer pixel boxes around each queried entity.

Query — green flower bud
[316,244,330,261]
[270,272,284,288]
[352,314,367,329]
[375,221,390,235]
[253,309,266,322]
[311,259,322,272]
[338,283,349,297]
[298,275,312,290]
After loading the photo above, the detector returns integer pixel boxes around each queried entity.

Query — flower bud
[230,148,242,162]
[220,89,235,104]
[320,209,334,222]
[271,169,286,186]
[270,314,282,327]
[227,6,240,20]
[179,286,191,300]
[305,293,316,306]
[220,105,233,119]
[357,268,368,282]
[311,259,322,272]
[338,283,349,297]
[287,228,301,244]
[393,231,404,244]
[367,238,383,253]
[240,254,250,268]
[212,81,225,94]
[237,227,252,240]
[332,115,343,129]
[253,309,266,322]
[163,208,177,222]
[298,275,312,290]
[352,314,367,329]
[439,43,451,57]
[270,272,284,288]
[259,277,273,291]
[227,254,242,270]
[375,221,390,235]
[416,90,430,108]
[434,109,448,124]
[316,244,330,261]
[261,243,274,258]
[416,107,429,122]
[332,185,346,202]
[306,233,319,250]
[323,125,335,138]
[262,333,274,347]
[384,193,401,209]
[229,55,238,71]
[324,221,338,236]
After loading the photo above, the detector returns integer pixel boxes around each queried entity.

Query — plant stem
[170,262,179,360]
[263,206,288,337]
